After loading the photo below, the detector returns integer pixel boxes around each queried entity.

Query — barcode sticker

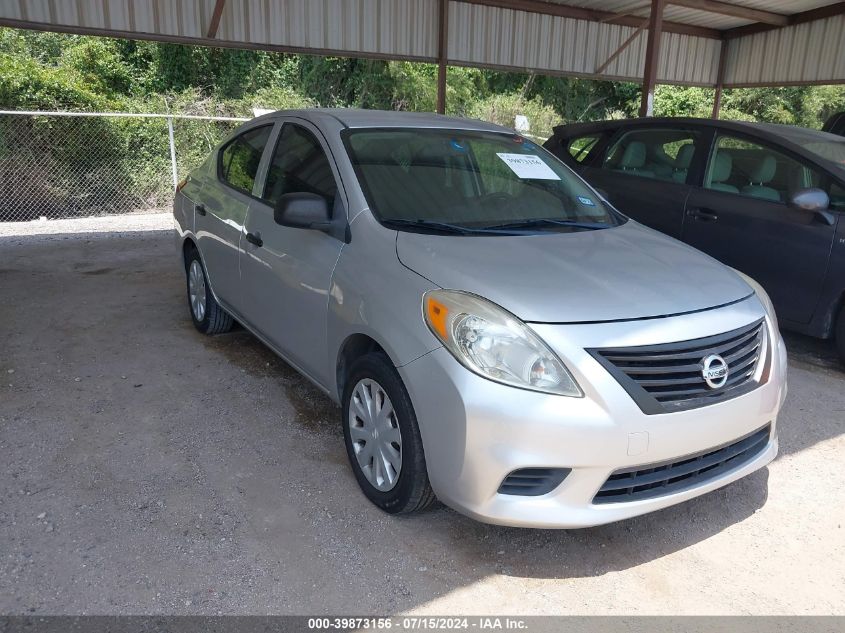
[496,153,560,180]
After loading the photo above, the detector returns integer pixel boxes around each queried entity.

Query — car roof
[552,117,841,144]
[255,108,510,133]
[550,116,845,181]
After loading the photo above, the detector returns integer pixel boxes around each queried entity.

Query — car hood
[395,221,753,323]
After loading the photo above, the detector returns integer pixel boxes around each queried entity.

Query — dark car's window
[567,135,601,163]
[822,112,845,136]
[602,129,700,183]
[797,140,845,172]
[343,128,623,234]
[263,124,337,207]
[705,135,823,203]
[219,125,273,194]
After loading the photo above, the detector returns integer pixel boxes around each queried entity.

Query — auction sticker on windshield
[496,153,560,180]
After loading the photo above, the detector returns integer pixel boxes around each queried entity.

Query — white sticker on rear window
[496,153,561,180]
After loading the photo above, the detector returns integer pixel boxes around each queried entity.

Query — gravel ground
[0,217,843,616]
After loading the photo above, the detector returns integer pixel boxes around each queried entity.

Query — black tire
[185,247,234,335]
[836,305,845,366]
[341,352,436,514]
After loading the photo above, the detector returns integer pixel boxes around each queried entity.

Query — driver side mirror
[789,188,834,226]
[274,192,332,231]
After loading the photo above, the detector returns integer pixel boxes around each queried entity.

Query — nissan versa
[173,109,787,528]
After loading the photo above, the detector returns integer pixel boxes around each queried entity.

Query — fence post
[167,116,178,190]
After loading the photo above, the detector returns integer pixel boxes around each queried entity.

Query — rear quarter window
[218,125,273,194]
[567,135,602,163]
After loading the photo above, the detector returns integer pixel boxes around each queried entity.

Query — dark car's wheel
[836,305,845,366]
[185,248,233,335]
[342,353,435,514]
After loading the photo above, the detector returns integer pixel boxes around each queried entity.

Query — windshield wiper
[381,219,516,235]
[484,218,611,231]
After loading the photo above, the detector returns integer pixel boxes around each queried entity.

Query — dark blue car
[545,117,845,364]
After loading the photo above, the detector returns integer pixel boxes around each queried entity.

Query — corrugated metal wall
[9,0,217,38]
[1,0,843,87]
[218,0,437,59]
[447,1,721,85]
[4,0,439,59]
[724,14,845,86]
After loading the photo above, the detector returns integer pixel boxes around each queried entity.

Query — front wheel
[341,353,435,514]
[185,248,233,335]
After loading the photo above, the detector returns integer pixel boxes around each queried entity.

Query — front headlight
[423,290,582,397]
[734,270,778,333]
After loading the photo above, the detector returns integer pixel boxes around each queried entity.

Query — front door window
[704,135,823,203]
[263,124,338,208]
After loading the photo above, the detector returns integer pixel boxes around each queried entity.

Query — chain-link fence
[0,111,249,222]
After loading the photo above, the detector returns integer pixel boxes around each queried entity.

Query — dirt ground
[0,215,843,616]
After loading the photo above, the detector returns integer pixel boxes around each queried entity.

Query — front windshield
[343,128,624,234]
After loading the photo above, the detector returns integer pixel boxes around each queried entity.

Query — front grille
[593,424,771,504]
[589,319,765,414]
[498,468,571,496]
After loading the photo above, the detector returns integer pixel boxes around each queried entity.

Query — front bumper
[399,298,787,528]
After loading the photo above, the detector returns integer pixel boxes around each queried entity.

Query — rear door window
[219,125,273,194]
[602,129,701,183]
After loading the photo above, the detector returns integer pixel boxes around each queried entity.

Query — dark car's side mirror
[274,192,332,231]
[789,188,834,226]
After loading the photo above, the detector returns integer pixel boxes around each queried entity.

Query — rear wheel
[836,305,845,366]
[341,353,435,514]
[185,248,233,335]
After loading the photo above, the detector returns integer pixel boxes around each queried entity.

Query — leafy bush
[0,51,106,110]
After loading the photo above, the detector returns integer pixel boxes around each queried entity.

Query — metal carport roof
[0,0,843,116]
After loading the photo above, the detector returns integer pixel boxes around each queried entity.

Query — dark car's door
[682,131,837,326]
[579,125,707,238]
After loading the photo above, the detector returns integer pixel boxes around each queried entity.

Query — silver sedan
[173,109,787,528]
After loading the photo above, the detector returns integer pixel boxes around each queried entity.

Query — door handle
[245,231,263,247]
[687,208,718,222]
[195,203,206,216]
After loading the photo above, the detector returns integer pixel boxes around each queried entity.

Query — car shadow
[781,330,842,373]
[203,323,772,581]
[421,468,768,581]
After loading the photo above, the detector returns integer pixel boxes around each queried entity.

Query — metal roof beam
[436,0,449,114]
[639,0,666,117]
[724,1,845,38]
[711,38,728,118]
[595,21,647,74]
[667,0,788,26]
[454,0,722,38]
[206,0,226,39]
